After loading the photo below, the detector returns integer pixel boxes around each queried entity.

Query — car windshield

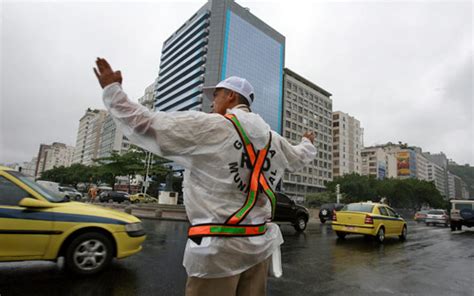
[9,171,65,203]
[428,210,445,215]
[62,187,76,191]
[341,203,374,213]
[454,203,473,210]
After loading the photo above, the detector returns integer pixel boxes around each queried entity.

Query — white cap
[202,76,255,106]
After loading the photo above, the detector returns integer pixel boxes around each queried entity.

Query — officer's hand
[303,131,315,144]
[93,57,123,89]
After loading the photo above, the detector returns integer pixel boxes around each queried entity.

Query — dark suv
[273,192,310,232]
[319,203,345,223]
[99,191,130,203]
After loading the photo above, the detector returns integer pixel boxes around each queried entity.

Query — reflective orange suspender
[187,114,277,241]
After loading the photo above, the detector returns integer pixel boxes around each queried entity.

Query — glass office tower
[155,0,285,133]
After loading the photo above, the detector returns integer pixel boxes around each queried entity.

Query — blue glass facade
[221,10,284,133]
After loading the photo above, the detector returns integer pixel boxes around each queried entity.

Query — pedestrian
[94,58,316,296]
[88,186,97,203]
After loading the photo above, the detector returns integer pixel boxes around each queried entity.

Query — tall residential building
[413,147,429,181]
[427,161,448,199]
[281,68,333,197]
[73,109,107,165]
[98,114,131,159]
[447,171,469,200]
[424,152,448,170]
[332,111,363,177]
[35,142,75,178]
[424,152,449,196]
[154,0,285,133]
[361,146,397,179]
[138,80,157,111]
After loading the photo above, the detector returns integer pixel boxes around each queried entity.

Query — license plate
[345,226,355,230]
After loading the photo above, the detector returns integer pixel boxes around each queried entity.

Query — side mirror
[19,197,56,208]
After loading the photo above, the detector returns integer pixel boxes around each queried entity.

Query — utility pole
[143,151,153,194]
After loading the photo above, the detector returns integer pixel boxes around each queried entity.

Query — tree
[305,191,337,208]
[94,147,170,191]
[325,173,445,209]
[40,164,92,186]
[326,173,377,203]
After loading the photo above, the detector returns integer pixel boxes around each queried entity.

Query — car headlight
[125,222,143,232]
[125,222,145,237]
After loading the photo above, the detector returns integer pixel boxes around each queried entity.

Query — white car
[59,186,83,201]
[425,209,449,227]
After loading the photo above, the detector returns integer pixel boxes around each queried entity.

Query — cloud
[1,0,472,166]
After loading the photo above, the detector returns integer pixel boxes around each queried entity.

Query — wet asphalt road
[1,220,473,296]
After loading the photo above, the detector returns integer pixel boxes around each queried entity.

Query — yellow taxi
[331,202,407,243]
[0,166,146,275]
[129,193,158,204]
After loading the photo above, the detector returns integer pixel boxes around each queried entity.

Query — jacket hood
[228,108,271,149]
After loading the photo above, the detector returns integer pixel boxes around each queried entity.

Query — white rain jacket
[103,82,317,278]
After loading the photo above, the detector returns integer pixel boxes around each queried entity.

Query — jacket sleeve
[274,132,317,172]
[102,83,231,168]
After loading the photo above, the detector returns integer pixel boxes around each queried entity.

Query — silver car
[59,186,83,201]
[425,209,449,227]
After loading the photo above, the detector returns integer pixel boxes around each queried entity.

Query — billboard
[397,151,411,176]
[378,161,386,180]
[397,150,417,178]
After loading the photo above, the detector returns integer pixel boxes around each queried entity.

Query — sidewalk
[98,203,188,221]
[98,202,322,224]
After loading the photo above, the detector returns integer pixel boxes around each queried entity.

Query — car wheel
[108,199,114,203]
[320,218,326,224]
[294,215,307,232]
[336,231,346,239]
[65,232,113,275]
[450,223,456,231]
[399,225,407,241]
[457,224,462,231]
[425,222,430,226]
[132,200,139,204]
[376,227,385,243]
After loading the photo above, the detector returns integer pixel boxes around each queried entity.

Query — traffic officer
[94,58,316,296]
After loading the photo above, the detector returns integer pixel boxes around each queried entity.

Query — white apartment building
[332,111,363,177]
[361,146,397,179]
[281,68,333,198]
[73,109,108,165]
[427,161,448,199]
[447,171,469,200]
[35,143,75,178]
[413,147,429,181]
[98,114,131,159]
[138,81,157,111]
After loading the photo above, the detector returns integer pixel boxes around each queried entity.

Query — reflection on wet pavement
[1,220,472,296]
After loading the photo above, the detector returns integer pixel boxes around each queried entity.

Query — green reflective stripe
[230,116,251,145]
[258,225,266,232]
[265,189,276,216]
[235,191,256,218]
[210,226,246,234]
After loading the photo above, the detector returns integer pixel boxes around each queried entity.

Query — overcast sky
[1,0,472,165]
